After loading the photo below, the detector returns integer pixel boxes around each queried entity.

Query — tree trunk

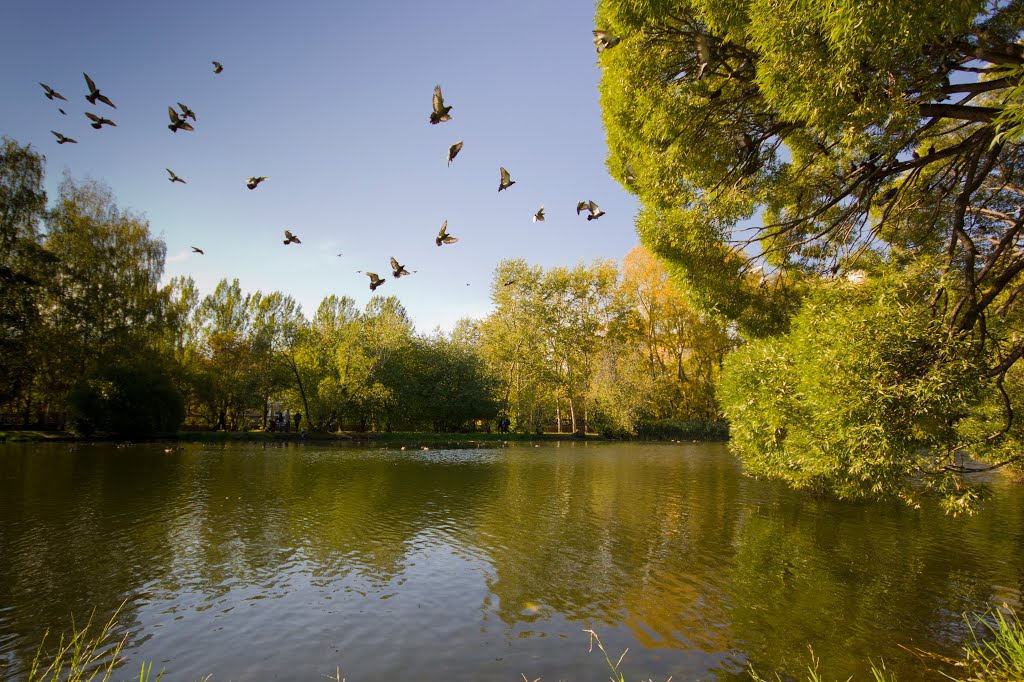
[285,353,311,430]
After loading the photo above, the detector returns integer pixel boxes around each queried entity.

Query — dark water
[0,442,1021,681]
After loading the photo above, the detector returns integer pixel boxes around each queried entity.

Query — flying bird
[167,107,194,133]
[58,108,67,115]
[283,229,301,245]
[83,72,116,108]
[39,83,67,101]
[504,279,516,287]
[177,102,197,121]
[191,246,204,254]
[430,85,452,124]
[498,167,515,192]
[166,168,186,184]
[532,205,545,222]
[577,200,605,220]
[447,141,463,166]
[390,257,411,278]
[436,220,458,246]
[51,131,77,144]
[212,61,223,74]
[85,112,116,129]
[593,30,621,53]
[246,176,268,190]
[366,272,386,291]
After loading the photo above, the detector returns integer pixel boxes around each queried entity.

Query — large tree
[0,138,48,411]
[36,175,169,424]
[597,0,1024,504]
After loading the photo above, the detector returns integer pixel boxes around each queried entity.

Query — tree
[36,175,169,425]
[597,0,1024,503]
[618,246,732,422]
[480,259,551,432]
[0,138,48,412]
[68,353,185,437]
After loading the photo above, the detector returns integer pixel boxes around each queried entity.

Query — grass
[745,606,1024,681]
[0,430,76,443]
[960,607,1024,681]
[26,603,163,682]
[746,646,896,682]
[17,607,1024,681]
[1,429,612,445]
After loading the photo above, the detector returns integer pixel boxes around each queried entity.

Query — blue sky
[2,0,640,332]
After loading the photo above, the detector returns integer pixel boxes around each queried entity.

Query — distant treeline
[0,137,730,437]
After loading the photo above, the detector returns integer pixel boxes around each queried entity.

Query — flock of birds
[39,49,612,293]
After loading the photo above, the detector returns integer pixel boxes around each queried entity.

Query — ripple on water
[1,442,1022,682]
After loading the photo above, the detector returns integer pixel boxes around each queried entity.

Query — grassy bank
[1,429,613,446]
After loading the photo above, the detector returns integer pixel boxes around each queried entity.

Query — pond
[0,442,1021,681]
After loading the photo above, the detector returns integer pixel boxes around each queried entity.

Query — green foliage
[68,356,185,437]
[635,418,729,440]
[0,138,48,405]
[720,265,1015,508]
[598,0,1024,498]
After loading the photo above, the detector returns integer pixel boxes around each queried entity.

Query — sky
[1,0,641,332]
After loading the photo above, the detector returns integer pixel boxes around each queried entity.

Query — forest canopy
[0,136,726,438]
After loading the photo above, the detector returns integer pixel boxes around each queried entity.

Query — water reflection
[0,442,1020,681]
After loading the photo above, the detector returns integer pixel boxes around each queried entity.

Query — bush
[719,265,1003,510]
[68,360,185,438]
[636,418,730,440]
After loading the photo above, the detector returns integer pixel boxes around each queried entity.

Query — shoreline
[0,429,727,446]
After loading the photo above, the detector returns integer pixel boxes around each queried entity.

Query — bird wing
[51,131,61,139]
[448,141,462,164]
[442,235,458,244]
[390,257,400,271]
[500,167,511,184]
[432,85,445,114]
[577,201,587,214]
[213,61,222,69]
[367,272,380,282]
[166,168,175,177]
[97,94,116,109]
[83,72,97,93]
[168,106,180,123]
[85,112,100,122]
[437,220,448,238]
[589,201,600,213]
[179,121,194,131]
[284,230,295,239]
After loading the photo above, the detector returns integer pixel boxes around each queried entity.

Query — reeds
[25,603,162,682]
[961,607,1024,681]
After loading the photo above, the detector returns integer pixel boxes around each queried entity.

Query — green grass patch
[0,430,75,443]
[962,607,1024,681]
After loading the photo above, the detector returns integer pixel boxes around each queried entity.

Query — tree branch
[919,103,1002,122]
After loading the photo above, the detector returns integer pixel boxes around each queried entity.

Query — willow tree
[597,0,1024,505]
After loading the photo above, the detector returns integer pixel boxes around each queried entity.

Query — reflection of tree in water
[2,443,1023,681]
[0,444,192,675]
[729,490,1024,680]
[476,444,743,653]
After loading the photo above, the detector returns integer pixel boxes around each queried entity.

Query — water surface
[0,442,1021,681]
